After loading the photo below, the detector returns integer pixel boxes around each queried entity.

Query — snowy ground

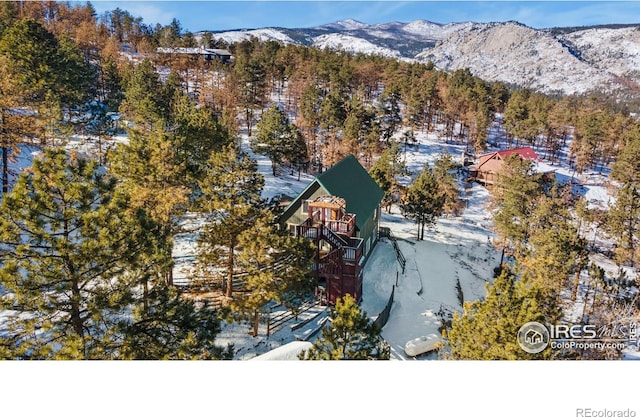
[212,184,499,360]
[374,186,499,360]
[3,113,637,361]
[197,127,502,360]
[206,120,638,360]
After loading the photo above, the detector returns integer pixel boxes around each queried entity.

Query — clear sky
[87,1,640,32]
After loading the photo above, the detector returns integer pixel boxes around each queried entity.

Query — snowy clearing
[204,118,638,360]
[3,113,637,361]
[196,127,502,360]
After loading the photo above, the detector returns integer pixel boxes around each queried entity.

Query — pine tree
[120,282,233,359]
[611,124,640,186]
[297,83,322,167]
[401,164,445,240]
[301,294,389,360]
[0,68,28,195]
[283,126,309,179]
[53,34,96,106]
[607,122,640,268]
[194,145,265,299]
[252,104,305,176]
[234,212,315,335]
[521,193,588,298]
[0,19,93,106]
[377,84,402,145]
[0,18,94,193]
[404,84,427,133]
[0,2,18,37]
[369,143,407,213]
[108,123,192,289]
[0,148,228,359]
[433,152,461,216]
[342,88,371,157]
[273,234,316,315]
[98,36,125,110]
[503,89,532,146]
[489,81,510,114]
[606,183,640,267]
[465,78,493,154]
[421,72,441,133]
[234,56,267,136]
[119,58,168,129]
[109,124,190,225]
[446,267,559,360]
[319,90,347,167]
[491,154,544,257]
[571,109,605,174]
[169,91,232,187]
[0,149,158,358]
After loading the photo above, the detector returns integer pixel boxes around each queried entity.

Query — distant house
[279,155,384,305]
[156,46,233,63]
[469,146,555,185]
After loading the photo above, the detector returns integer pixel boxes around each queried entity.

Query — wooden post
[252,310,259,337]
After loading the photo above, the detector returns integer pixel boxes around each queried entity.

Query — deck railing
[342,238,363,263]
[296,220,364,264]
[325,214,356,235]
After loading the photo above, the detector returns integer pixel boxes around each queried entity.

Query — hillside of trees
[1,1,639,359]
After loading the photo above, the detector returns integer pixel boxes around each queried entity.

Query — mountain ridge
[202,19,640,95]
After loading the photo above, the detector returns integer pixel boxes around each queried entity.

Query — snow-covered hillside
[312,33,403,58]
[211,28,296,44]
[558,27,640,78]
[207,19,640,95]
[417,22,615,94]
[401,19,471,39]
[316,18,370,31]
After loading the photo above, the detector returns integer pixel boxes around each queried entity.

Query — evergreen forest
[1,1,639,360]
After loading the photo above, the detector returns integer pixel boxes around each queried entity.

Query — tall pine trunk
[65,219,85,351]
[70,278,86,357]
[2,146,8,194]
[245,109,252,137]
[572,253,585,302]
[225,243,235,298]
[252,311,259,337]
[143,277,149,313]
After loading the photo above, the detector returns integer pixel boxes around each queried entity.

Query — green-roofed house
[279,154,384,305]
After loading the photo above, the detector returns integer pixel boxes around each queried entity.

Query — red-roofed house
[469,147,549,185]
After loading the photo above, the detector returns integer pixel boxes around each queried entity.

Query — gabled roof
[316,155,384,230]
[282,155,384,230]
[476,146,541,171]
[496,147,541,161]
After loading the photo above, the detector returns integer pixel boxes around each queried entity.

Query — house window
[301,200,310,215]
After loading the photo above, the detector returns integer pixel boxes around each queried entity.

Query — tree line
[5,1,639,185]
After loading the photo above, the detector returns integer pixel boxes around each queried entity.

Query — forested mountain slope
[207,20,640,95]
